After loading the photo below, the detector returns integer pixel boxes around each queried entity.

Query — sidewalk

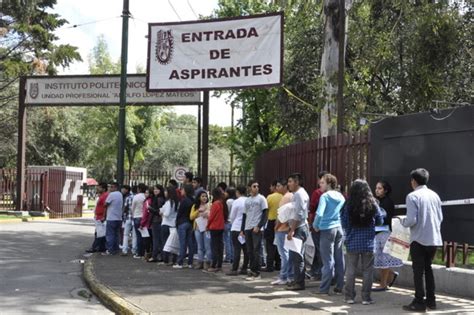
[85,254,474,314]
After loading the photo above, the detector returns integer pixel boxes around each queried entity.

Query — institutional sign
[173,166,189,183]
[147,12,283,91]
[24,74,201,106]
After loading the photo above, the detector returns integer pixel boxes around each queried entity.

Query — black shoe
[260,267,274,272]
[402,302,426,312]
[425,300,436,310]
[85,249,96,253]
[239,269,248,275]
[287,283,305,291]
[333,287,343,295]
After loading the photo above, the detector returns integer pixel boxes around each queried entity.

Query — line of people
[86,168,443,312]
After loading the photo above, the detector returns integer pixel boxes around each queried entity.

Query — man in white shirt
[287,173,309,291]
[401,168,443,312]
[226,186,248,276]
[131,183,147,258]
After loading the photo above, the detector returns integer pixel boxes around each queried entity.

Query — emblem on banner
[155,29,174,65]
[29,83,39,99]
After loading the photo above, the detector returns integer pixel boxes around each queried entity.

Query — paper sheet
[139,227,150,238]
[195,217,208,232]
[238,235,246,244]
[284,237,303,255]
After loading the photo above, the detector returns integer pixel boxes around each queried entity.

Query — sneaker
[166,262,174,266]
[101,250,114,256]
[271,279,288,285]
[85,249,96,253]
[333,287,343,295]
[187,265,193,269]
[239,269,248,275]
[344,299,355,304]
[120,252,128,256]
[226,270,239,276]
[260,267,274,272]
[173,264,183,269]
[287,283,305,291]
[313,291,330,295]
[362,299,375,305]
[425,300,437,310]
[206,267,219,272]
[133,255,143,259]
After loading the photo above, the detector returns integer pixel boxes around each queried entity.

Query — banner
[147,13,283,91]
[25,75,201,106]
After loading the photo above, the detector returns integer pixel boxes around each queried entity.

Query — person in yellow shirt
[263,180,283,272]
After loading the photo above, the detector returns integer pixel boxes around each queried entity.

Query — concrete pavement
[87,252,474,314]
[0,219,112,314]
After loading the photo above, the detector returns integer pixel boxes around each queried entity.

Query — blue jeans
[319,226,345,293]
[310,230,322,277]
[195,230,212,262]
[289,225,309,287]
[275,231,294,281]
[105,220,122,253]
[224,222,233,261]
[133,218,144,256]
[122,217,137,255]
[177,221,193,266]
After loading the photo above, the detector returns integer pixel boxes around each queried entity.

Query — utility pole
[202,92,209,189]
[197,104,202,175]
[336,0,345,134]
[117,0,130,185]
[229,103,234,185]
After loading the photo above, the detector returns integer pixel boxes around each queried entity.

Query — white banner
[147,13,283,91]
[25,75,201,105]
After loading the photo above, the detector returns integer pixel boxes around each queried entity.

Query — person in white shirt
[226,186,249,276]
[401,168,443,312]
[160,185,179,265]
[131,183,147,259]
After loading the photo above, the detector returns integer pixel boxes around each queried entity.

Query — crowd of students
[86,168,443,312]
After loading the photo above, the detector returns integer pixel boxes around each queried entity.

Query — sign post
[146,13,283,188]
[17,74,202,211]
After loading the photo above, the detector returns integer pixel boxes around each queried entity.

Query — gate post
[16,76,27,211]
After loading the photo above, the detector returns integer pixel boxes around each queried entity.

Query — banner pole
[202,92,209,188]
[16,76,27,211]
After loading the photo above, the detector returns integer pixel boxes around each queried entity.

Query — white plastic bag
[163,227,180,255]
[383,216,411,261]
[277,202,295,223]
[95,220,106,238]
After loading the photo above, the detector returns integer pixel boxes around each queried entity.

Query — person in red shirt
[308,171,328,280]
[206,188,228,272]
[86,183,109,253]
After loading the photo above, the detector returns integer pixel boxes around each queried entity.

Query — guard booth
[26,166,86,218]
[370,105,474,265]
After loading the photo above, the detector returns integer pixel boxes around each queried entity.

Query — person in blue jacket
[313,173,346,295]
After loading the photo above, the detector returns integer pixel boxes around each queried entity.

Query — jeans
[224,222,233,262]
[345,252,374,301]
[151,222,162,259]
[289,225,309,287]
[177,221,194,266]
[195,230,212,262]
[245,229,263,275]
[319,226,345,293]
[91,232,106,252]
[310,230,322,277]
[275,231,294,281]
[210,230,224,268]
[411,241,437,305]
[231,231,249,271]
[133,218,144,256]
[105,220,122,254]
[264,220,280,270]
[122,218,137,254]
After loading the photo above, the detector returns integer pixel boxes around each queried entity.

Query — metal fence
[0,168,84,218]
[124,171,252,190]
[254,132,370,196]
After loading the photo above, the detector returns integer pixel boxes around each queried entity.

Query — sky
[52,0,241,127]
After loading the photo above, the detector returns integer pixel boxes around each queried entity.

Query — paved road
[0,219,112,314]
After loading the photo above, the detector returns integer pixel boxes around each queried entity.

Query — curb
[83,254,149,315]
[0,217,50,224]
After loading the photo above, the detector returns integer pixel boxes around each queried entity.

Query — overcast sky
[52,0,240,126]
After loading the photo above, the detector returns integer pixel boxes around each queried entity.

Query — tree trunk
[320,0,352,137]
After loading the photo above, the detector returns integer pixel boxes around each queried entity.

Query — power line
[168,0,182,21]
[63,16,121,29]
[186,0,199,19]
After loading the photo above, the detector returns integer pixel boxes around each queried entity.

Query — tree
[0,0,82,167]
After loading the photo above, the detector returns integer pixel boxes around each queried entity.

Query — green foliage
[0,0,81,167]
